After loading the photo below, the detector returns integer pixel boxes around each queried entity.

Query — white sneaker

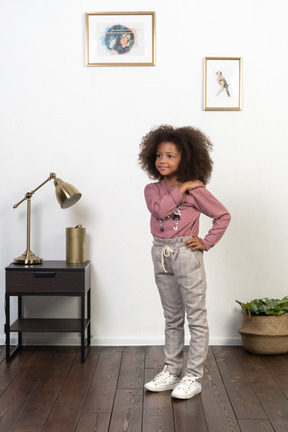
[144,366,179,392]
[171,376,202,399]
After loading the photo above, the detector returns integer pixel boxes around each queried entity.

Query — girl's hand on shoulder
[178,180,205,195]
[185,234,206,251]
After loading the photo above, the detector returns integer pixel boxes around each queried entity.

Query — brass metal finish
[13,173,82,265]
[66,225,86,263]
[54,178,82,209]
[13,195,43,264]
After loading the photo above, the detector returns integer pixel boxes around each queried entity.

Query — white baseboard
[91,337,242,346]
[0,334,242,347]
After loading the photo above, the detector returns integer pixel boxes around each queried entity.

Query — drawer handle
[34,272,56,278]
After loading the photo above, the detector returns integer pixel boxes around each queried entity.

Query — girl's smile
[155,141,181,183]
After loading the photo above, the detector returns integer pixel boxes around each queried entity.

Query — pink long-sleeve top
[144,181,231,251]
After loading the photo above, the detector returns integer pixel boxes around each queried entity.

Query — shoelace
[153,366,173,383]
[176,377,198,392]
[161,245,174,273]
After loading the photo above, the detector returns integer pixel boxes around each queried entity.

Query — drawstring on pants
[161,245,174,273]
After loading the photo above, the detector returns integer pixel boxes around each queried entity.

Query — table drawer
[6,270,85,293]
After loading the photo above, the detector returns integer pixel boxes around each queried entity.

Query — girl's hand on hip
[185,234,206,251]
[178,180,205,195]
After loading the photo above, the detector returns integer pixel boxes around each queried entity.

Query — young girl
[138,125,231,400]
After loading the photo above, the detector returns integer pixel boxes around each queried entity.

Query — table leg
[81,294,85,362]
[18,296,22,347]
[5,294,10,362]
[87,288,91,350]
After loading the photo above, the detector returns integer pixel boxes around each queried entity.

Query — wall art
[204,57,242,110]
[85,12,156,66]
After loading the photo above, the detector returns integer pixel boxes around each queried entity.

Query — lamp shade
[54,178,82,209]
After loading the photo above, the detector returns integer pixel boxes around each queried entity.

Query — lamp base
[14,249,43,265]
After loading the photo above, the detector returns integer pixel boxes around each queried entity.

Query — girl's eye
[168,155,174,159]
[156,154,161,158]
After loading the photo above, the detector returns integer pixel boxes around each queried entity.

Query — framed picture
[85,12,156,66]
[204,57,242,110]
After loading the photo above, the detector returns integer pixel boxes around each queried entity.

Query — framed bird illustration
[204,57,242,110]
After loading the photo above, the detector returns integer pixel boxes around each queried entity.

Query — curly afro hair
[138,125,213,184]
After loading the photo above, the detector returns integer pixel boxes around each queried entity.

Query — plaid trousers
[152,236,209,379]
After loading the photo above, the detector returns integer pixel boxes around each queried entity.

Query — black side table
[5,260,91,362]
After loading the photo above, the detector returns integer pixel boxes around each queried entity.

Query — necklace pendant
[172,208,181,221]
[173,221,179,231]
[172,207,180,231]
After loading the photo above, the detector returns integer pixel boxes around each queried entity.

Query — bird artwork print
[216,71,230,97]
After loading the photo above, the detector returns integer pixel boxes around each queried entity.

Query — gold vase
[66,225,86,263]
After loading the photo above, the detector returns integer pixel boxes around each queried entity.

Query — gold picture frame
[85,12,156,67]
[204,57,242,111]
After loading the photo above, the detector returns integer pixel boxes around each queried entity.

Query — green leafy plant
[236,296,288,317]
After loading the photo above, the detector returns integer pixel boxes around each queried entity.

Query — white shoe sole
[144,382,178,392]
[171,386,202,399]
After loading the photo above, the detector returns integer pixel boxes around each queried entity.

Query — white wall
[1,0,288,347]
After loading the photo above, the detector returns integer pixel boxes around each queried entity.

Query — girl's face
[155,141,181,180]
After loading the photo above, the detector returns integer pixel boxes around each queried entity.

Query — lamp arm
[13,173,57,209]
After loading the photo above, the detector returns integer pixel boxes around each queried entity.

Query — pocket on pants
[193,250,203,267]
[181,247,201,268]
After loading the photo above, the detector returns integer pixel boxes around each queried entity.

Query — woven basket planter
[238,313,288,355]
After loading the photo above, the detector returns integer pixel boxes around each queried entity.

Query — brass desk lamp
[13,172,82,265]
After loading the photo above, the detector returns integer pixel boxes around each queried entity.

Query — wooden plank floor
[0,345,288,431]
